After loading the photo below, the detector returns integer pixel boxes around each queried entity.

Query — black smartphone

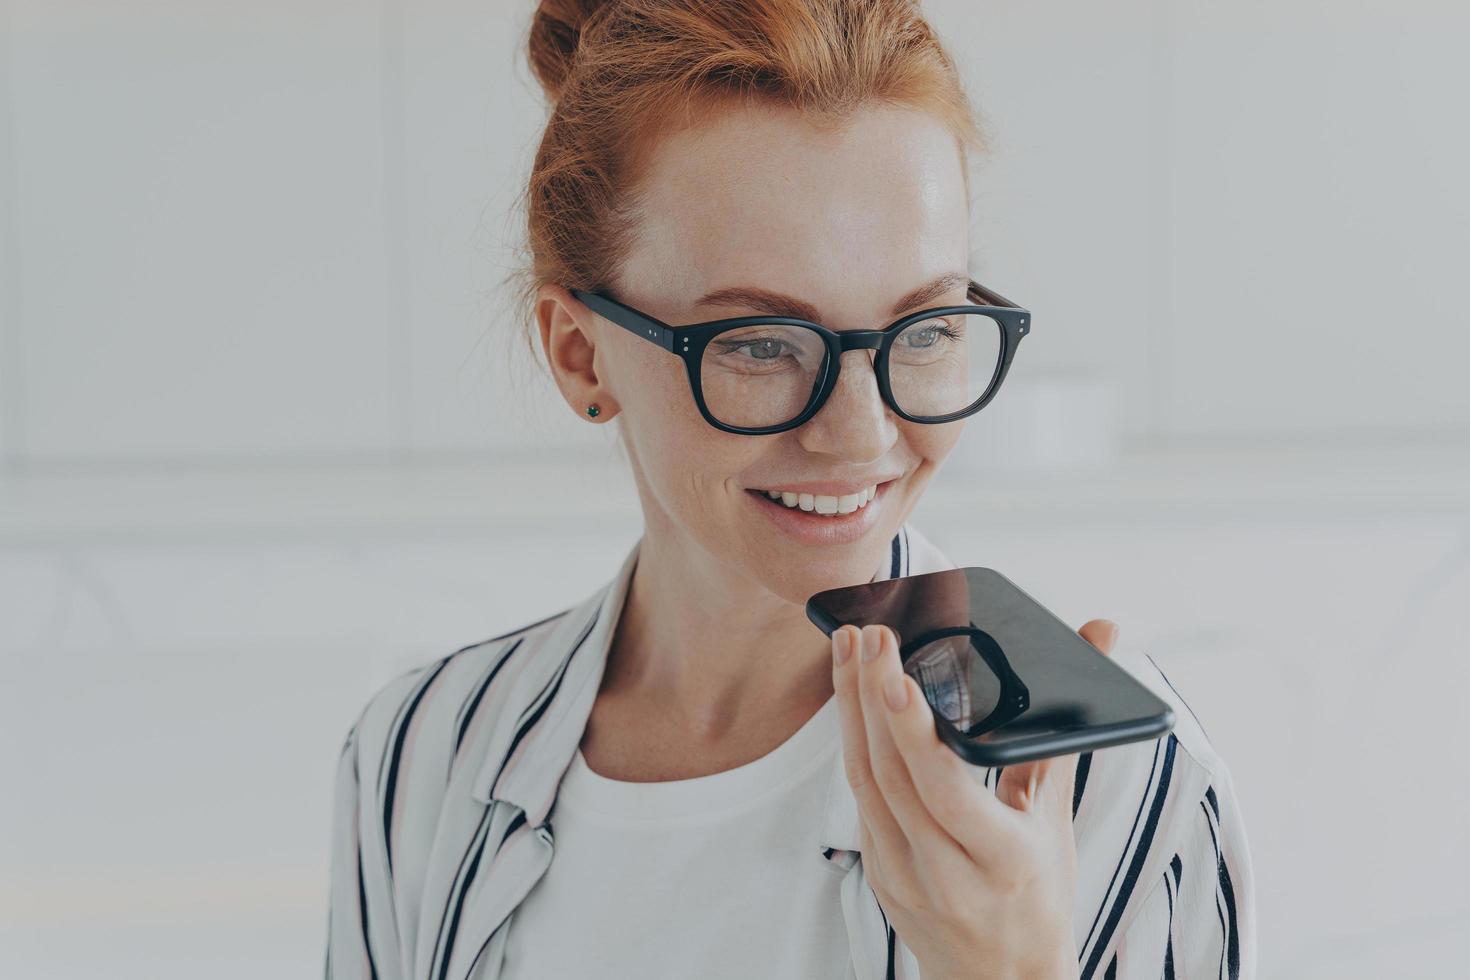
[806,566,1174,766]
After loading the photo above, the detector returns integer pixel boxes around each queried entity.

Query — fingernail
[884,673,909,712]
[833,628,852,666]
[1106,620,1121,644]
[860,626,883,662]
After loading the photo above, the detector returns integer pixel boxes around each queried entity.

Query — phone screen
[807,567,1172,760]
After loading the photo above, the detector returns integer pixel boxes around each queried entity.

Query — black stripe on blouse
[380,655,453,876]
[1073,750,1093,819]
[1162,863,1177,980]
[1201,787,1241,980]
[1080,737,1163,955]
[449,606,573,753]
[1147,654,1212,742]
[489,608,601,799]
[1081,733,1179,979]
[453,637,525,756]
[353,743,382,980]
[429,805,498,980]
[872,895,895,980]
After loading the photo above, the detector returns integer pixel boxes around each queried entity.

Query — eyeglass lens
[697,312,1004,429]
[904,632,1002,731]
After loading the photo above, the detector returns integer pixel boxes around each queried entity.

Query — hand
[830,618,1120,980]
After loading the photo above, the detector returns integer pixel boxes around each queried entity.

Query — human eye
[710,334,791,360]
[900,319,961,349]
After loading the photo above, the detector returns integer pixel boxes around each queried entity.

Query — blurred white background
[2,1,1467,977]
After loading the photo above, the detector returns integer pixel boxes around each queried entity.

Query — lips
[743,478,894,545]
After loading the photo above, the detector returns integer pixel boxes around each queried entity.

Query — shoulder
[1073,646,1239,837]
[1068,647,1249,937]
[328,607,576,919]
[1110,646,1233,786]
[1072,648,1257,974]
[341,606,575,787]
[1067,647,1248,964]
[1070,646,1239,862]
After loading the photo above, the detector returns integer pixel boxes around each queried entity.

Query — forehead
[621,102,970,312]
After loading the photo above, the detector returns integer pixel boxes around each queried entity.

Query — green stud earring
[585,404,601,419]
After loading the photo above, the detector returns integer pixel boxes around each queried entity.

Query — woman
[326,1,1256,978]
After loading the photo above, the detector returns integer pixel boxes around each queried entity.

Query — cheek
[618,356,757,492]
[640,373,708,456]
[612,344,686,411]
[905,419,965,464]
[614,349,692,446]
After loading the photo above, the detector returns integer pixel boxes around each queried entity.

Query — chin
[750,536,890,608]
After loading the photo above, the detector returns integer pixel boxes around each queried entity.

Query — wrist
[1026,950,1078,980]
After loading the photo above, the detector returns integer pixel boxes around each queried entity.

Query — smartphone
[806,566,1174,766]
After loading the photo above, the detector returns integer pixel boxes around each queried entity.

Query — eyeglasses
[570,278,1031,435]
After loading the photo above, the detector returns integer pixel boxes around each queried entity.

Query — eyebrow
[692,271,974,323]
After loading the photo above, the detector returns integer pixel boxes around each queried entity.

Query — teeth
[759,483,880,515]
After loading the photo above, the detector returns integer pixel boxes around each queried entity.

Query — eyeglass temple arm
[571,288,677,353]
[968,279,1028,313]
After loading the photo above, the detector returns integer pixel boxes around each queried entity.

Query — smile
[743,478,897,545]
[752,484,877,515]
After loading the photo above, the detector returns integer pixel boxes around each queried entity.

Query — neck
[602,524,877,741]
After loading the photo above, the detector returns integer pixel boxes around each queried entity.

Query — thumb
[1078,618,1120,656]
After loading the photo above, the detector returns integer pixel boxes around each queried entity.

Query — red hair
[507,0,986,381]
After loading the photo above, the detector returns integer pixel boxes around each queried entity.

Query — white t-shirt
[499,692,853,979]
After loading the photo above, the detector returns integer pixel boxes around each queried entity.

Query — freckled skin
[536,101,972,742]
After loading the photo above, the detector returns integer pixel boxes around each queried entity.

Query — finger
[856,624,968,863]
[995,753,1072,813]
[1078,618,1119,656]
[883,657,1027,867]
[831,625,907,858]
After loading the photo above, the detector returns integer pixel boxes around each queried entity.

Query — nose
[794,346,896,461]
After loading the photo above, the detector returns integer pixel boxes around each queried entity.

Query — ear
[536,282,620,421]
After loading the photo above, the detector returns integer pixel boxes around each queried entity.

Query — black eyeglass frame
[569,279,1032,435]
[899,624,1031,739]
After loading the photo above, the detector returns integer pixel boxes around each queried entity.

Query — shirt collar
[470,521,959,856]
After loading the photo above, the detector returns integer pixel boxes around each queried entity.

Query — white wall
[0,0,596,465]
[2,0,1465,471]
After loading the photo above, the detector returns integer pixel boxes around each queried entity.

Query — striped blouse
[326,521,1257,980]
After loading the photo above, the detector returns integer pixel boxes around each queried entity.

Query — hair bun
[528,0,616,102]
